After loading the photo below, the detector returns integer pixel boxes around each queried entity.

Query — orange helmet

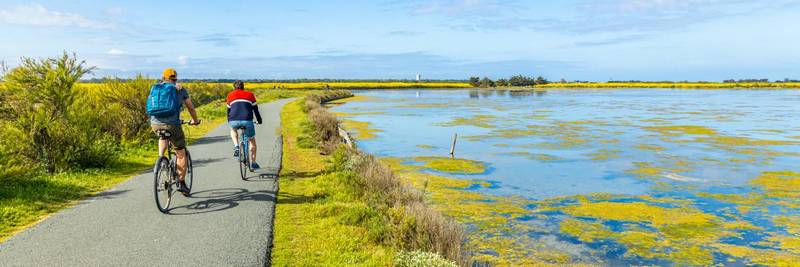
[162,68,177,79]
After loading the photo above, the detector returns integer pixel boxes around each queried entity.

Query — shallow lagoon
[330,89,800,265]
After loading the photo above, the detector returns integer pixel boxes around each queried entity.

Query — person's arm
[253,105,263,124]
[184,97,200,124]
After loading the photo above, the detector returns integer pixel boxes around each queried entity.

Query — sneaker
[177,180,190,196]
[233,146,240,158]
[250,162,261,170]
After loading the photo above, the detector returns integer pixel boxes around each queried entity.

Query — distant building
[416,74,421,82]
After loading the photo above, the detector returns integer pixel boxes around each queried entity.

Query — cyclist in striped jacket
[227,80,263,169]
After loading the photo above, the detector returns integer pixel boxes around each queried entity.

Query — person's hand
[189,119,201,125]
[175,83,183,90]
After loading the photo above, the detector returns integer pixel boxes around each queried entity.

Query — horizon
[2,1,799,81]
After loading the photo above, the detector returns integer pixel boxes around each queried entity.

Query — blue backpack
[146,83,180,117]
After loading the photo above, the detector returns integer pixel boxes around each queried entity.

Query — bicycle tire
[239,138,248,180]
[185,150,193,192]
[154,157,173,213]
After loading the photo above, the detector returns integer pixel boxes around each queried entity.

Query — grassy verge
[0,89,306,242]
[272,91,465,266]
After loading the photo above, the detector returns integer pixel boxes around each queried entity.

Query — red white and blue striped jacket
[226,89,263,123]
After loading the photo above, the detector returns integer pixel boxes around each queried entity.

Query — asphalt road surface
[0,98,294,267]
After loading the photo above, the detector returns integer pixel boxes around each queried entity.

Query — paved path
[0,98,294,267]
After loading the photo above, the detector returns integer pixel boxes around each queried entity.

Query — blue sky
[1,0,799,80]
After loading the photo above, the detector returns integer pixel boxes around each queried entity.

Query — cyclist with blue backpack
[148,68,200,194]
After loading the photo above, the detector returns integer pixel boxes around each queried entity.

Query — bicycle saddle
[156,129,172,138]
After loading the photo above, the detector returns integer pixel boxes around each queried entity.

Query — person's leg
[249,137,257,164]
[230,128,239,146]
[151,125,168,157]
[171,125,188,182]
[176,148,186,181]
[246,121,258,166]
[158,139,167,157]
[229,121,243,157]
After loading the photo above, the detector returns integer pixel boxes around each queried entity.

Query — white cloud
[177,55,189,66]
[0,3,109,29]
[105,7,125,16]
[107,48,125,55]
[411,0,515,16]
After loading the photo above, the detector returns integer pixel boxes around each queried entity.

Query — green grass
[272,99,394,266]
[0,89,306,242]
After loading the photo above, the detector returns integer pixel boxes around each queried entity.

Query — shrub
[394,250,458,267]
[0,52,117,172]
[345,149,465,264]
[182,82,228,106]
[301,90,353,153]
[97,75,154,143]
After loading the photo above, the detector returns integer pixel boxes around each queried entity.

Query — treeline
[0,53,228,178]
[607,79,800,83]
[468,75,550,88]
[467,77,800,87]
[723,78,800,83]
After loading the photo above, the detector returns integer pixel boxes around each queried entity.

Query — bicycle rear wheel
[239,139,248,180]
[185,150,193,192]
[154,157,173,213]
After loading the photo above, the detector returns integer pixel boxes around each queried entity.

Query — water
[330,89,800,265]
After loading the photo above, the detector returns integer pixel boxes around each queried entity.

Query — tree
[479,77,495,88]
[508,75,535,86]
[468,76,480,87]
[535,76,549,85]
[496,79,507,87]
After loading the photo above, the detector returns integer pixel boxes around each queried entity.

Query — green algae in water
[697,136,797,146]
[496,151,562,161]
[644,125,718,136]
[434,114,497,128]
[634,144,665,152]
[340,119,382,140]
[749,171,800,199]
[413,156,486,174]
[587,149,622,161]
[416,144,437,150]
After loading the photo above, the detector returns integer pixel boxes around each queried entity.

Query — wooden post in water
[449,133,458,158]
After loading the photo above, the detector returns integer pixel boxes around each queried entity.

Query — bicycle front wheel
[154,157,173,213]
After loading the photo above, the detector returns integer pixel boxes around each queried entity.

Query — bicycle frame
[238,127,252,179]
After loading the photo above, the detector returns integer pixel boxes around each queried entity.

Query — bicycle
[236,121,259,180]
[153,121,195,213]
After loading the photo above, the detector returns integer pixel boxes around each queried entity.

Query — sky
[1,0,799,81]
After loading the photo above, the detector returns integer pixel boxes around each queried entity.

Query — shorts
[151,124,187,149]
[229,120,256,138]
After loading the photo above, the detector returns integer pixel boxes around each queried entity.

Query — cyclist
[150,68,200,194]
[226,80,263,169]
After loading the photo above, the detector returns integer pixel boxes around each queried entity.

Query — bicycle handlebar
[180,119,202,125]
